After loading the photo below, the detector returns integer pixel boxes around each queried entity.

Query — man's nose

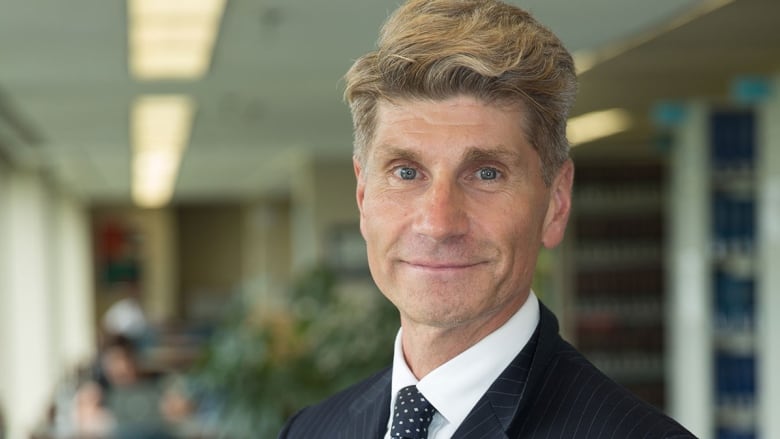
[413,179,468,241]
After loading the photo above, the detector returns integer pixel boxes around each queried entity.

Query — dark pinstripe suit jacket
[278,304,696,438]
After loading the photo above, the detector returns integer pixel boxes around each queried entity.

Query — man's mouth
[403,260,483,270]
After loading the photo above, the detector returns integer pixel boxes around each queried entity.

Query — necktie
[390,385,437,439]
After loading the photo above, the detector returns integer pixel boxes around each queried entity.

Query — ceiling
[1,0,779,204]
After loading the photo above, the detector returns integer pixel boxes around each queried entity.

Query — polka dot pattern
[390,385,436,439]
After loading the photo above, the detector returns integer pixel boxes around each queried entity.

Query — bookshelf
[668,80,780,439]
[570,162,668,409]
[710,108,758,439]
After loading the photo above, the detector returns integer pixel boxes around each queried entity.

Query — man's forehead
[373,95,529,139]
[372,96,529,146]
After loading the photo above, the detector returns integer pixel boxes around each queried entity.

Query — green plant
[191,267,397,438]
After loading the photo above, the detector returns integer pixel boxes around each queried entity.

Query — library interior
[0,0,779,438]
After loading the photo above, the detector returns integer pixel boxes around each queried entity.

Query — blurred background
[0,0,779,438]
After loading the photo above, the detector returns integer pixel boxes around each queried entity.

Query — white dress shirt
[383,292,540,439]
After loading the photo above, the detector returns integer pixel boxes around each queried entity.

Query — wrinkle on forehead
[377,95,528,134]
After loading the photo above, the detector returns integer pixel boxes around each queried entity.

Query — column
[757,76,780,439]
[54,194,96,369]
[2,171,57,438]
[666,102,713,438]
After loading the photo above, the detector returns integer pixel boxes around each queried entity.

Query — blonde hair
[344,0,577,185]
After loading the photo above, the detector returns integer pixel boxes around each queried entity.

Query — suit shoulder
[517,339,696,438]
[278,367,391,439]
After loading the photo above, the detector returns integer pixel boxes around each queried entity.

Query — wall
[312,160,361,244]
[177,204,244,320]
[86,158,360,350]
[288,156,361,276]
[240,158,360,310]
[242,197,292,308]
[92,207,177,328]
[92,202,289,323]
[171,159,359,323]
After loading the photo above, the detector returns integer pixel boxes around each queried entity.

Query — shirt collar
[389,292,540,430]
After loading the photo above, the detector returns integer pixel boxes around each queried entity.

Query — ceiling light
[129,0,226,17]
[567,108,632,146]
[132,149,181,208]
[131,95,195,208]
[128,0,227,80]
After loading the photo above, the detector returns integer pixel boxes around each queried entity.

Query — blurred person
[279,1,695,438]
[72,380,116,437]
[102,286,149,344]
[158,375,208,438]
[93,335,174,438]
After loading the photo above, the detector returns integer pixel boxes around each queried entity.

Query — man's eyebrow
[461,145,521,166]
[372,144,524,168]
[373,145,422,163]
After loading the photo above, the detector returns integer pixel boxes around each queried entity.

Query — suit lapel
[344,368,392,439]
[505,304,561,437]
[451,326,539,439]
[452,303,564,439]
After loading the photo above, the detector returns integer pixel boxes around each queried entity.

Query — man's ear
[541,159,574,249]
[354,156,366,220]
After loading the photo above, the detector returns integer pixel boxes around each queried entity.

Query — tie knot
[391,385,437,439]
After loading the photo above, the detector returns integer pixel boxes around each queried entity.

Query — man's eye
[396,167,417,180]
[478,167,499,180]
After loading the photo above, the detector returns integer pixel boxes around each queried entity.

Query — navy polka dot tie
[390,385,437,439]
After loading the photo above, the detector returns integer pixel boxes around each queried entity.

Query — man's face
[354,95,572,330]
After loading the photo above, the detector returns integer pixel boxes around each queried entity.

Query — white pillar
[667,102,713,438]
[0,159,11,436]
[54,194,96,369]
[141,208,178,324]
[756,77,780,439]
[289,153,319,274]
[2,171,58,439]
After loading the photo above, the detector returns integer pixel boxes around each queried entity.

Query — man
[280,0,696,437]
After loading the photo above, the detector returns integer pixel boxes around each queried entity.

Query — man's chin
[400,300,480,329]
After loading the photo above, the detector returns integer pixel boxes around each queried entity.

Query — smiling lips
[403,260,484,270]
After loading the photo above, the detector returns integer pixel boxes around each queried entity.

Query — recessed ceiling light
[568,108,632,146]
[128,0,226,80]
[131,95,196,207]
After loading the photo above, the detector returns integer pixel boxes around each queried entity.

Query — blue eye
[398,167,417,180]
[478,167,499,180]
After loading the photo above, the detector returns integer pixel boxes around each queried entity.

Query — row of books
[712,194,755,255]
[717,428,756,439]
[716,395,757,439]
[577,322,664,352]
[710,110,757,439]
[586,352,664,382]
[715,353,756,403]
[714,269,755,329]
[577,268,663,295]
[574,242,661,269]
[710,110,755,172]
[577,296,663,323]
[575,214,663,240]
